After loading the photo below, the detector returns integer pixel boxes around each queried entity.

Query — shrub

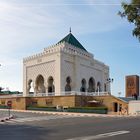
[26,106,108,114]
[0,105,8,109]
[67,107,108,114]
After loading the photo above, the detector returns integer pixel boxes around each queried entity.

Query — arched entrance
[97,82,101,92]
[27,79,34,94]
[65,76,72,92]
[48,76,55,93]
[88,77,95,92]
[80,79,86,92]
[35,75,46,93]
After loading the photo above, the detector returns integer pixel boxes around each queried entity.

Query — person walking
[134,93,138,100]
[119,104,122,115]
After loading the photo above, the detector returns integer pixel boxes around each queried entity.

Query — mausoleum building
[23,31,110,97]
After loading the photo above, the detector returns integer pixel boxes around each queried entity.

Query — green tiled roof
[57,33,87,52]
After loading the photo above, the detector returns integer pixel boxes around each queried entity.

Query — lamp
[106,78,113,94]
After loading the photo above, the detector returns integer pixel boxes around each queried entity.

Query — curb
[0,109,130,117]
[0,109,109,117]
[0,115,14,122]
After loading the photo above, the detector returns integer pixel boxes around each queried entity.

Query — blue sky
[0,0,139,97]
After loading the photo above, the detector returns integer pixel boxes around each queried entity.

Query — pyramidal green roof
[57,33,87,52]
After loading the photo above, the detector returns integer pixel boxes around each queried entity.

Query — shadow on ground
[0,124,54,140]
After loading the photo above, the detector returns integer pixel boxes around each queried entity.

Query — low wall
[0,97,26,110]
[26,96,75,107]
[129,101,140,115]
[0,96,76,110]
[0,95,128,113]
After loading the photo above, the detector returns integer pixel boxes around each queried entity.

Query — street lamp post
[106,78,113,94]
[118,92,121,97]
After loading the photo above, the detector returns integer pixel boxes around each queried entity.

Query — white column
[23,63,27,97]
[73,55,81,92]
[55,52,62,95]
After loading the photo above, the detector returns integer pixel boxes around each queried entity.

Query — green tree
[119,0,140,41]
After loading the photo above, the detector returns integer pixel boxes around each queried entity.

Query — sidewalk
[0,109,14,122]
[0,109,131,118]
[0,115,14,122]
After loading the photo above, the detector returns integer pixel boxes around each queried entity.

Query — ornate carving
[127,78,135,89]
[37,58,42,63]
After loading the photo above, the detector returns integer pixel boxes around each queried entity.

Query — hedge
[27,106,57,112]
[27,106,108,114]
[67,107,107,114]
[0,105,9,109]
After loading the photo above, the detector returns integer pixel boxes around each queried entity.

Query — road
[0,110,140,140]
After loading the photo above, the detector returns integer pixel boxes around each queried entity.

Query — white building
[23,31,110,97]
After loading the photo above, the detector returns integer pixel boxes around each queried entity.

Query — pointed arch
[48,76,55,93]
[65,76,72,91]
[88,77,95,92]
[27,79,34,94]
[35,75,46,93]
[80,79,86,92]
[97,81,101,92]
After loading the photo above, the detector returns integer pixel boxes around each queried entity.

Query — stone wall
[26,96,75,107]
[0,97,26,110]
[0,95,128,113]
[129,101,140,115]
[93,96,128,113]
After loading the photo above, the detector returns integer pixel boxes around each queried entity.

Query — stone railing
[0,94,23,98]
[0,92,110,98]
[28,92,55,97]
[63,91,110,96]
[27,91,110,97]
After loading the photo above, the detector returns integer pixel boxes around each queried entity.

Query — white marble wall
[23,42,110,96]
